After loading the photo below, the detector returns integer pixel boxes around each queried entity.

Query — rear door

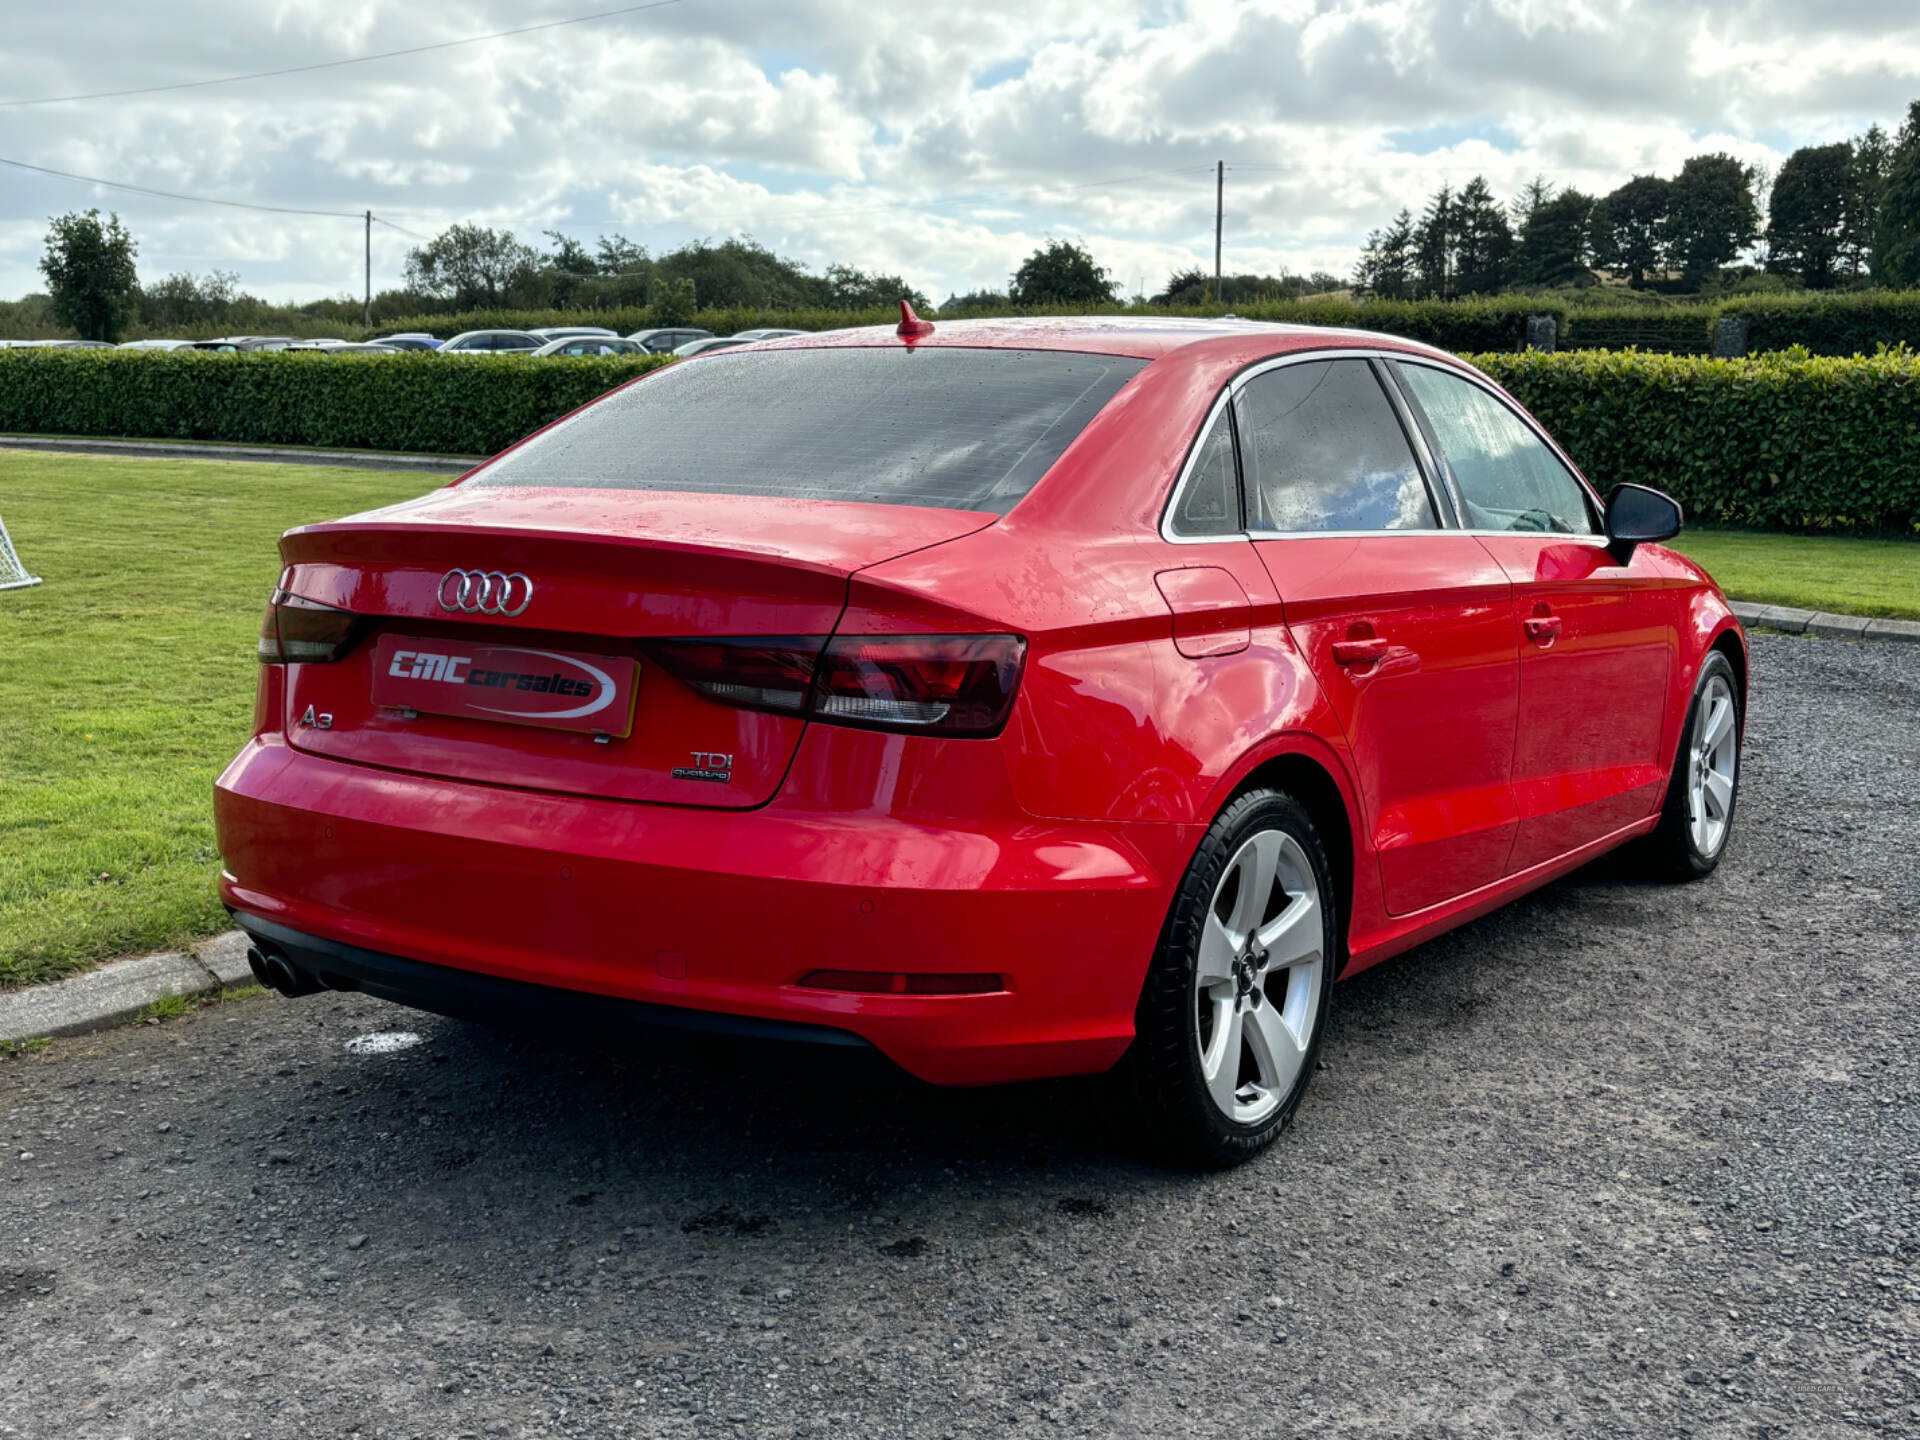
[1237,355,1521,917]
[1389,359,1676,871]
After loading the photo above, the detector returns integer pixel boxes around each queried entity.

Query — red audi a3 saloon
[216,313,1747,1165]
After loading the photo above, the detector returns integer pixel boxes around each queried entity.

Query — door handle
[1332,637,1390,666]
[1523,614,1563,644]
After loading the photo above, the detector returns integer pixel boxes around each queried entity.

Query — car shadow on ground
[270,841,1668,1246]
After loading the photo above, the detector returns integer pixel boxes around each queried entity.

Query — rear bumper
[233,912,871,1049]
[214,737,1195,1085]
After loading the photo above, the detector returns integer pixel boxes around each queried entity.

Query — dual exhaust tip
[246,944,351,998]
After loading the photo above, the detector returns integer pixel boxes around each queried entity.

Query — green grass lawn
[0,451,433,988]
[1667,529,1920,622]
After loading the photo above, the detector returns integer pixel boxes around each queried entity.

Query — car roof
[750,314,1458,367]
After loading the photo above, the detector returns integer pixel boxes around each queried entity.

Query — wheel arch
[1222,743,1360,976]
[1709,622,1748,714]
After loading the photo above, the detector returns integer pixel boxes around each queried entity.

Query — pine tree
[1451,176,1515,295]
[1354,209,1416,299]
[1878,102,1920,287]
[1413,185,1455,299]
[1514,189,1594,288]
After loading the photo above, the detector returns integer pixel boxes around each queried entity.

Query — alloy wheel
[1687,672,1739,859]
[1193,829,1326,1126]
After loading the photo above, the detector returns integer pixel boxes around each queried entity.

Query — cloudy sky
[3,0,1919,306]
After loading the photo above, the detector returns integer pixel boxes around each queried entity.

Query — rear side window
[1396,363,1598,534]
[1169,410,1241,537]
[1234,359,1438,533]
[473,347,1147,514]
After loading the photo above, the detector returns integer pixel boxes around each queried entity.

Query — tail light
[258,591,363,664]
[811,635,1025,736]
[642,633,1026,738]
[638,637,819,715]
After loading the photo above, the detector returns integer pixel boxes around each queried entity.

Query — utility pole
[363,211,372,329]
[1212,161,1224,310]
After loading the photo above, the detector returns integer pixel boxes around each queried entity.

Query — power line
[0,154,365,219]
[0,0,694,109]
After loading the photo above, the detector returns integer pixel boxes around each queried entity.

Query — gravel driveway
[3,632,1915,1439]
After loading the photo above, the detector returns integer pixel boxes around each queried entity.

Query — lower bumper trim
[231,912,873,1051]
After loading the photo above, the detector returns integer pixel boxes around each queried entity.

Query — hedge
[3,346,1916,534]
[0,347,672,456]
[1476,348,1920,534]
[80,288,1920,357]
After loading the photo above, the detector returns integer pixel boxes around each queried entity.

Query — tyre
[1128,789,1336,1167]
[1641,649,1743,881]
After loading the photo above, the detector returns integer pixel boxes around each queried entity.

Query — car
[371,333,443,352]
[530,336,648,357]
[3,338,114,348]
[626,327,713,352]
[284,338,357,350]
[528,326,620,341]
[308,344,404,355]
[215,313,1747,1166]
[728,328,807,341]
[672,336,751,357]
[116,339,195,350]
[439,330,544,354]
[189,335,297,352]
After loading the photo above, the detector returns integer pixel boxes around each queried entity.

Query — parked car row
[0,325,809,358]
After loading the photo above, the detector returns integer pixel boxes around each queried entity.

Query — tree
[1353,209,1416,299]
[40,210,139,341]
[1766,143,1853,288]
[1008,240,1118,306]
[404,225,540,307]
[1591,176,1670,288]
[139,269,244,329]
[1412,185,1455,298]
[1513,188,1594,287]
[1879,102,1920,287]
[540,231,598,307]
[1451,176,1515,295]
[646,276,696,327]
[820,264,928,310]
[1662,153,1759,285]
[938,290,1011,313]
[1847,125,1891,277]
[595,235,649,276]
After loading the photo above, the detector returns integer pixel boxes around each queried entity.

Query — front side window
[473,346,1148,514]
[1397,363,1598,535]
[1234,359,1437,533]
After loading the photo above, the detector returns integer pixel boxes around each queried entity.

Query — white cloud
[0,0,1917,308]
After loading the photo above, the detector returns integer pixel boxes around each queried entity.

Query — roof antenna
[896,299,935,339]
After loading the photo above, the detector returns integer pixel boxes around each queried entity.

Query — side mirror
[1604,483,1682,563]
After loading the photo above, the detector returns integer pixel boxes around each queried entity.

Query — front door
[1236,356,1521,917]
[1390,359,1676,872]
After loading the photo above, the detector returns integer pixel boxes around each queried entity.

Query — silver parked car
[530,336,648,357]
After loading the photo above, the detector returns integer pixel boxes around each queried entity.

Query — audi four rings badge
[438,569,533,617]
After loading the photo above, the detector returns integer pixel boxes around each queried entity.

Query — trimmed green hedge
[3,346,1916,534]
[276,289,1920,358]
[1476,349,1920,534]
[0,348,672,456]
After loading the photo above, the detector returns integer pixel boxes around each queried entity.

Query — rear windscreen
[471,346,1148,514]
